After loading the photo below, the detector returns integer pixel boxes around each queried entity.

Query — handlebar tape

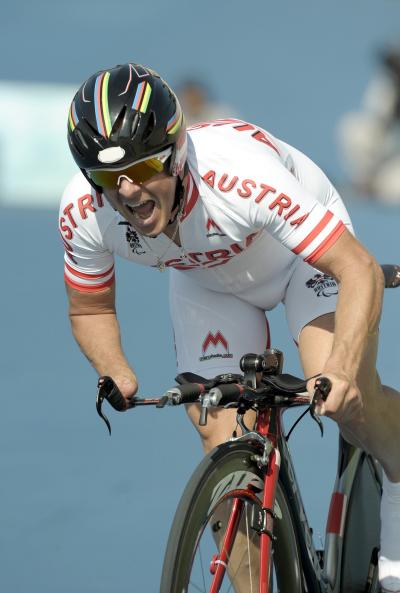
[211,383,245,405]
[382,264,400,288]
[176,383,206,403]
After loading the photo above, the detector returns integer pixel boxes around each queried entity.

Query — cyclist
[61,63,400,592]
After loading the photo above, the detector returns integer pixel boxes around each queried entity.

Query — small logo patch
[199,331,233,362]
[306,273,338,297]
[119,221,145,255]
[206,218,226,238]
[98,146,126,164]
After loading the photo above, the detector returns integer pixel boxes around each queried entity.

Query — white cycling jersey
[59,119,353,371]
[60,118,350,290]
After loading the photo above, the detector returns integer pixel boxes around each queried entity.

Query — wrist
[327,339,363,378]
[322,359,356,383]
[96,357,134,378]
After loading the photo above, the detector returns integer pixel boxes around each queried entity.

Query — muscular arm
[314,229,385,376]
[67,283,138,399]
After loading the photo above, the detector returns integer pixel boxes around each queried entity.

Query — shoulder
[187,119,288,164]
[59,172,116,247]
[186,120,299,195]
[185,120,297,215]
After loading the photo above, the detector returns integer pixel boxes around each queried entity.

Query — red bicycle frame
[207,406,291,593]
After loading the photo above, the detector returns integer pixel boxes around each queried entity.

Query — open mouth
[126,199,156,221]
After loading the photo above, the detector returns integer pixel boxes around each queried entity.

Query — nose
[118,175,142,201]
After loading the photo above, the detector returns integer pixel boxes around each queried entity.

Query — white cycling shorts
[170,202,353,378]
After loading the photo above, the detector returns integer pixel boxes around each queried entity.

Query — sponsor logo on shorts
[306,273,338,297]
[206,218,226,238]
[199,331,233,362]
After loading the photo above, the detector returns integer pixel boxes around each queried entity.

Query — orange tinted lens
[89,169,120,188]
[89,157,166,188]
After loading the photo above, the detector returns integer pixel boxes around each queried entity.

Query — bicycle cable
[285,372,322,441]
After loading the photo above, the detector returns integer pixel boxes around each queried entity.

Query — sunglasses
[87,148,172,189]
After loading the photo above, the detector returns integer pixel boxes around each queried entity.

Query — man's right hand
[66,282,139,410]
[112,373,139,409]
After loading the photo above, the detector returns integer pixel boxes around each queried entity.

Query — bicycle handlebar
[96,263,399,434]
[96,368,330,435]
[382,264,400,288]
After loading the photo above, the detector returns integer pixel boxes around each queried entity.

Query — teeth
[129,200,153,211]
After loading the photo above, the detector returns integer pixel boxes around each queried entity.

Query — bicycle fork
[259,447,281,593]
[208,498,245,593]
[208,444,281,593]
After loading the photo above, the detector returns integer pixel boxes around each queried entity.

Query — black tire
[160,441,304,593]
[340,453,382,593]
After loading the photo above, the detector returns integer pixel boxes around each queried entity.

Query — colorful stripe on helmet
[101,72,112,136]
[167,107,183,135]
[68,101,79,131]
[94,72,112,138]
[132,81,152,113]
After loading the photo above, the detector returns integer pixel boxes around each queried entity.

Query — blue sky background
[2,0,400,179]
[1,202,399,592]
[1,2,400,591]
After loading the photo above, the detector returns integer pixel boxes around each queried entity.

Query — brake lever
[96,376,129,436]
[309,377,332,438]
[382,264,400,288]
[156,395,169,409]
[96,381,112,436]
[199,393,211,426]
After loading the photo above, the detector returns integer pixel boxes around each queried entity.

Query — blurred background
[1,1,399,591]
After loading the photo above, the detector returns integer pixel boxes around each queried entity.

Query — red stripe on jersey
[234,123,255,131]
[181,174,199,222]
[292,211,334,256]
[326,492,346,535]
[64,273,115,292]
[65,261,114,280]
[305,222,346,265]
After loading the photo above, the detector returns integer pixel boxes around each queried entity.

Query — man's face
[105,172,178,237]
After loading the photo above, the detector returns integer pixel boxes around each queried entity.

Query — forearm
[70,311,136,381]
[327,257,384,375]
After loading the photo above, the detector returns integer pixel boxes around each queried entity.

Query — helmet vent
[84,120,101,139]
[130,112,140,139]
[110,106,126,139]
[75,130,88,151]
[142,111,156,144]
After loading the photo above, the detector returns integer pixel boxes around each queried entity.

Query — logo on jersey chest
[202,170,309,227]
[206,218,226,238]
[199,331,233,362]
[306,273,338,297]
[119,221,145,255]
[165,232,259,270]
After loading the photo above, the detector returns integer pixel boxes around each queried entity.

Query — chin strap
[80,168,103,194]
[168,163,189,224]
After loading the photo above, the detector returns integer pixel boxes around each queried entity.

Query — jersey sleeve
[59,174,115,292]
[246,151,347,265]
[189,121,347,266]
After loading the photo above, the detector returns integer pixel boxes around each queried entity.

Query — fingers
[112,375,139,410]
[308,373,362,423]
